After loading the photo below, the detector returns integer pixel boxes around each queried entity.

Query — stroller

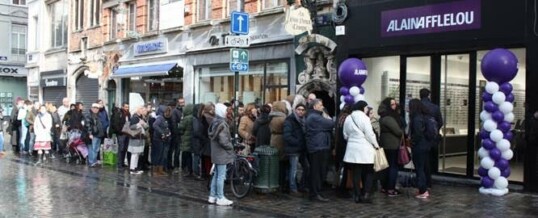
[65,129,88,164]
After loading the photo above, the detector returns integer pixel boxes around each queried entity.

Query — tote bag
[374,147,389,172]
[398,136,411,165]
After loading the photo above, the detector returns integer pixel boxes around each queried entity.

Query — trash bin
[253,145,279,193]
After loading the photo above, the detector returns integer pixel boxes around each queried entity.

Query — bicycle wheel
[231,158,254,199]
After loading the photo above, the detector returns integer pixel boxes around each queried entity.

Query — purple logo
[381,0,481,37]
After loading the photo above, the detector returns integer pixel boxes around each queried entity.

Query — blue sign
[0,56,7,61]
[230,48,249,72]
[134,39,168,56]
[231,11,249,35]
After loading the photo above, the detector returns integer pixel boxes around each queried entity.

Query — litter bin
[253,145,279,193]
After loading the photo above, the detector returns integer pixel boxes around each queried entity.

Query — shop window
[11,24,27,62]
[49,0,68,48]
[197,61,289,105]
[361,56,401,112]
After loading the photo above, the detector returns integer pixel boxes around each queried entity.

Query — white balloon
[492,92,506,105]
[488,167,501,180]
[490,130,504,142]
[501,149,514,160]
[499,102,513,114]
[504,112,515,122]
[340,95,345,102]
[481,157,495,169]
[354,94,365,102]
[478,147,489,158]
[485,82,500,94]
[496,139,511,152]
[494,177,509,189]
[480,111,492,122]
[339,102,345,110]
[349,86,360,96]
[483,120,497,132]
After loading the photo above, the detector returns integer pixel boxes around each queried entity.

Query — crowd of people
[2,88,445,206]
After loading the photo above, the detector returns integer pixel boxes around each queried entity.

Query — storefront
[0,64,28,116]
[41,70,67,106]
[336,0,538,191]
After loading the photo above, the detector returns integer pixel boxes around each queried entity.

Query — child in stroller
[65,129,88,164]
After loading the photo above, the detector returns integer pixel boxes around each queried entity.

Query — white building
[26,0,68,106]
[0,0,28,116]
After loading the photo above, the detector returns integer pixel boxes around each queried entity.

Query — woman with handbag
[378,98,405,197]
[408,99,432,199]
[343,101,381,203]
[127,106,149,175]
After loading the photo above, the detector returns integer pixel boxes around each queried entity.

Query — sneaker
[130,170,143,175]
[208,196,216,204]
[216,197,233,206]
[387,190,400,197]
[415,191,430,199]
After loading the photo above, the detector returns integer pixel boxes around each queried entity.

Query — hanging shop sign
[284,6,313,35]
[381,0,481,37]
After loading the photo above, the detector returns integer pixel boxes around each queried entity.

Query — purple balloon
[499,83,513,95]
[492,111,505,123]
[495,159,510,171]
[482,139,495,150]
[501,168,511,177]
[484,101,498,113]
[359,86,365,94]
[344,95,354,105]
[504,131,514,141]
[481,48,519,84]
[339,87,350,96]
[481,176,494,188]
[478,167,488,177]
[499,121,512,133]
[482,92,493,102]
[338,58,368,87]
[489,148,502,161]
[506,93,515,103]
[480,129,490,140]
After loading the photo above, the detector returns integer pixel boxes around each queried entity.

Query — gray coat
[379,116,404,150]
[208,117,235,165]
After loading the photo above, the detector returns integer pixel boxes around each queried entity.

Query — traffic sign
[230,48,249,72]
[231,11,249,35]
[224,35,250,47]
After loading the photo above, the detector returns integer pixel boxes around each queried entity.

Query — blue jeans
[412,148,429,193]
[192,153,201,176]
[0,132,4,152]
[289,154,300,191]
[88,137,102,165]
[384,149,399,190]
[19,125,28,151]
[117,135,129,167]
[209,164,227,199]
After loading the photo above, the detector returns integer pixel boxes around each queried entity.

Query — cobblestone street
[1,150,538,218]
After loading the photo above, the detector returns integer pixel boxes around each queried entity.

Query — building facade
[0,0,28,116]
[26,0,68,107]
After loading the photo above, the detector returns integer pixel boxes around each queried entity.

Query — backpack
[109,107,122,134]
[423,115,439,142]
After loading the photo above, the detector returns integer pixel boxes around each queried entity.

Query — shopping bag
[398,137,411,165]
[374,148,389,172]
[103,151,117,166]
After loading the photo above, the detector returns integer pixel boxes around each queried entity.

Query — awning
[111,62,177,78]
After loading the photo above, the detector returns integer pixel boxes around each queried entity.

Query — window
[12,0,26,5]
[33,16,39,50]
[74,0,84,30]
[11,24,27,62]
[90,0,101,26]
[227,0,238,15]
[110,9,117,39]
[148,0,158,31]
[128,2,136,32]
[262,0,283,9]
[50,0,68,48]
[197,0,211,21]
[81,37,88,57]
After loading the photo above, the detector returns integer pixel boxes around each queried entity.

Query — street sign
[224,35,250,47]
[230,11,249,35]
[230,48,249,72]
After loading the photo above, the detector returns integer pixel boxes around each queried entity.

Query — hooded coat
[269,101,288,159]
[179,104,194,152]
[208,103,234,165]
[152,105,171,142]
[192,104,209,155]
[378,103,404,150]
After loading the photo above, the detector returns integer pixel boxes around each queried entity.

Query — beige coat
[269,101,288,160]
[238,115,255,145]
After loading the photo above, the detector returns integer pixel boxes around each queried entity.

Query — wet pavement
[1,150,538,218]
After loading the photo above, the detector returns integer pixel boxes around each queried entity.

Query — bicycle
[208,142,257,199]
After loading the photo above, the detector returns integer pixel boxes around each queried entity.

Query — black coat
[85,113,106,138]
[283,114,306,154]
[305,109,334,153]
[192,115,210,155]
[252,113,271,147]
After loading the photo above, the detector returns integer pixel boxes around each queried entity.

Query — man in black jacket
[419,88,444,190]
[86,103,106,167]
[110,103,131,168]
[169,98,185,173]
[283,103,309,196]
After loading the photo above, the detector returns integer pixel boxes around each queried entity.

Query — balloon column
[478,49,518,196]
[338,58,368,109]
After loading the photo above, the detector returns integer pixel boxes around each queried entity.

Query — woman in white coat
[343,101,380,203]
[33,105,53,165]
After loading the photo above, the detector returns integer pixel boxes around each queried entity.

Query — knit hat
[215,103,227,118]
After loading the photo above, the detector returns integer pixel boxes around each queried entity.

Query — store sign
[381,0,481,37]
[134,38,168,56]
[0,65,27,77]
[41,77,66,87]
[284,7,313,35]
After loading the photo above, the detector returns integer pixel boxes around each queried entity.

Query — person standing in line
[170,98,185,174]
[85,103,106,167]
[408,99,432,199]
[207,103,235,206]
[27,101,41,154]
[127,106,149,175]
[33,105,53,165]
[419,88,443,190]
[179,104,194,177]
[305,99,334,202]
[283,103,308,196]
[335,105,352,197]
[192,103,207,180]
[17,100,31,154]
[10,98,24,153]
[110,103,131,169]
[238,103,257,153]
[252,104,272,151]
[269,101,289,193]
[151,105,171,176]
[343,101,380,204]
[47,104,61,158]
[57,98,70,122]
[0,106,5,156]
[200,103,215,178]
[378,98,404,196]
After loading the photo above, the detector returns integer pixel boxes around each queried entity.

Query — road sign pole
[233,0,245,143]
